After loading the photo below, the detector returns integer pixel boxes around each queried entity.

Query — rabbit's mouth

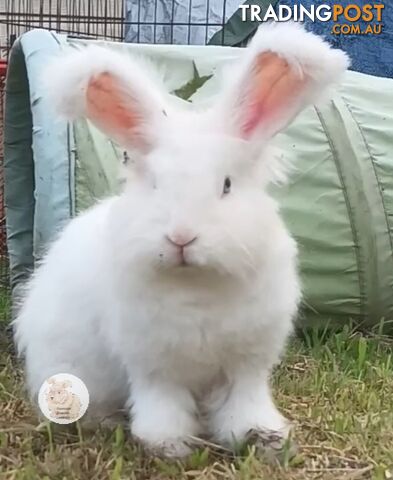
[159,238,199,269]
[158,250,200,271]
[172,252,194,268]
[179,249,192,267]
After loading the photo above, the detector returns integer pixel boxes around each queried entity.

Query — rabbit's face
[46,380,71,406]
[113,121,276,278]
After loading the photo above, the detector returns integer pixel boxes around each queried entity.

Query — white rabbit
[14,23,349,458]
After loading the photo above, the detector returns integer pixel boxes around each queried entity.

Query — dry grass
[0,315,392,480]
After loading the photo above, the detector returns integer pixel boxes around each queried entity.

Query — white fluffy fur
[15,24,348,457]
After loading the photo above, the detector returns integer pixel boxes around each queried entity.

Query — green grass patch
[0,313,392,479]
[0,287,10,324]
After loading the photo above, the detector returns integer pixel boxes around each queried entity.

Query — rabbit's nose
[166,233,197,248]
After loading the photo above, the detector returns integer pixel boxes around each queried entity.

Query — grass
[0,287,10,323]
[0,296,392,479]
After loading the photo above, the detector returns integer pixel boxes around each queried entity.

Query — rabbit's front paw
[130,379,201,458]
[245,428,297,465]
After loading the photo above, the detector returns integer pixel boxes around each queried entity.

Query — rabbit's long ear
[45,46,168,152]
[218,23,349,142]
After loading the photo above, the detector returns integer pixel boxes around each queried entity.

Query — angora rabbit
[14,23,348,458]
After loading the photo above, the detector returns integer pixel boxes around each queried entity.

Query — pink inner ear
[242,52,307,137]
[86,72,139,134]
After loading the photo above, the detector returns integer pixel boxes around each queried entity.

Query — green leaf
[358,336,368,370]
[187,447,210,469]
[172,61,213,102]
[111,456,123,480]
[114,424,125,449]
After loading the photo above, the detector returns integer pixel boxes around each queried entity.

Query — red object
[0,60,7,77]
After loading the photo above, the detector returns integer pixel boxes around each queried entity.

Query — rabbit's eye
[223,177,231,195]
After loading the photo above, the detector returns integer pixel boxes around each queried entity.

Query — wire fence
[0,1,242,52]
[124,0,240,45]
[0,0,126,49]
